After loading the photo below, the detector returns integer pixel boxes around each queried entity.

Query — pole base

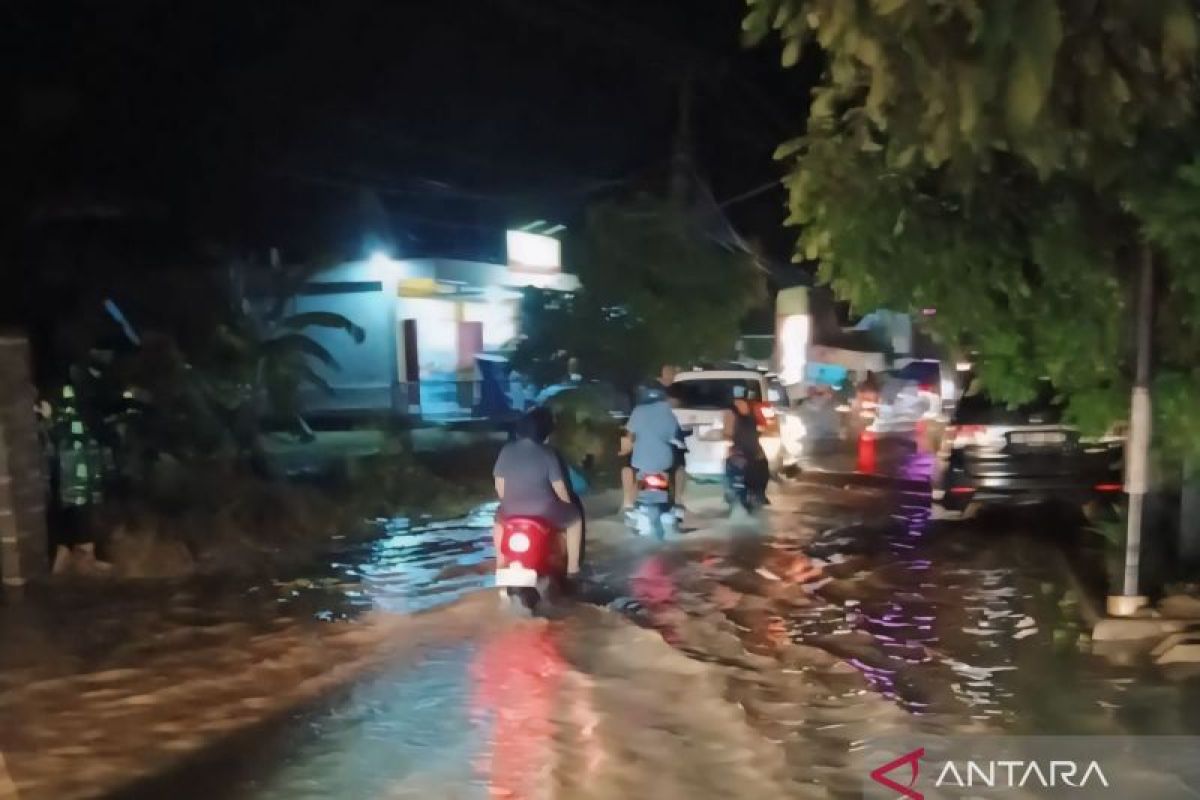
[1106,595,1150,617]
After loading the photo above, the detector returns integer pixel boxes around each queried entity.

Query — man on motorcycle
[493,408,583,577]
[624,380,685,520]
[724,385,769,508]
[621,364,680,511]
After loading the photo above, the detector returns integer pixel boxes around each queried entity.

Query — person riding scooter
[623,381,688,536]
[493,408,583,578]
[620,365,682,513]
[724,386,769,511]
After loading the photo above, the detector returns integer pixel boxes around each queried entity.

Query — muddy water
[154,468,1200,800]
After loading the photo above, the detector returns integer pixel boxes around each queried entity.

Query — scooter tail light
[507,532,531,553]
[642,473,670,490]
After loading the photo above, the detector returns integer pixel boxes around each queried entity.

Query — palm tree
[208,259,365,472]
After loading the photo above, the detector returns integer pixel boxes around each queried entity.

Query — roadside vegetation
[746,0,1200,590]
[40,259,498,579]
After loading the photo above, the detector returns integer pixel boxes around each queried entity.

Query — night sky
[10,0,816,267]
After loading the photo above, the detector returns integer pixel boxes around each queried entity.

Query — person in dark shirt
[493,408,583,576]
[724,386,769,505]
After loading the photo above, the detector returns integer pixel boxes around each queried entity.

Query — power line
[719,179,783,208]
[271,167,627,203]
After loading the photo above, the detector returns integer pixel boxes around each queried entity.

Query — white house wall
[292,255,577,416]
[292,281,396,413]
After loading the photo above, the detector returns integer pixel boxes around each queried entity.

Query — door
[401,318,419,409]
[457,321,484,409]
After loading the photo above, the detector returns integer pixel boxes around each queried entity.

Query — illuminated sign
[396,277,439,297]
[506,230,561,273]
[777,313,810,386]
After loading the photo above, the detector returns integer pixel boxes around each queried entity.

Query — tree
[743,0,1200,455]
[199,261,366,469]
[46,260,366,480]
[511,287,645,390]
[513,193,766,390]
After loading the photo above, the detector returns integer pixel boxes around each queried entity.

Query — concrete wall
[0,335,47,589]
[292,282,397,414]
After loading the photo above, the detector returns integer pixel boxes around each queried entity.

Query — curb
[1052,544,1200,647]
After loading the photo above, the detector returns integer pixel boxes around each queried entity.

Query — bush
[544,386,623,471]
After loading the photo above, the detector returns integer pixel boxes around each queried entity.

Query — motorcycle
[495,515,564,613]
[627,471,681,541]
[725,450,767,514]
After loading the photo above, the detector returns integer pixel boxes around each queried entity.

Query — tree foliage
[47,261,365,482]
[513,193,765,390]
[745,0,1200,455]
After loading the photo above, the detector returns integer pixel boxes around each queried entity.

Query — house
[289,227,578,420]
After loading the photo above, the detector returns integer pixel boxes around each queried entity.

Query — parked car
[670,369,804,477]
[938,381,1124,518]
[892,359,952,413]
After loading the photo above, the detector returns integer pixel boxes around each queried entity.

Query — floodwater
[122,451,1200,800]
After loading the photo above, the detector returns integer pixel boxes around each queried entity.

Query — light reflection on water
[199,448,1200,799]
[247,643,487,800]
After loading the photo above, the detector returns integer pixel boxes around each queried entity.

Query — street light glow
[778,313,810,386]
[366,250,400,280]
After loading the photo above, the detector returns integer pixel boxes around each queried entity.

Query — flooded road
[109,463,1199,800]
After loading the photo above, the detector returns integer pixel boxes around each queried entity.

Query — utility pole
[669,71,694,206]
[1109,244,1154,617]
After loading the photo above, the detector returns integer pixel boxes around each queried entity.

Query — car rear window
[673,379,762,409]
[953,382,1063,425]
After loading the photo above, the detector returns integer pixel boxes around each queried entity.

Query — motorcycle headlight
[507,532,531,553]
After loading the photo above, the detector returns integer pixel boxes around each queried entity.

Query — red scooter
[495,515,565,613]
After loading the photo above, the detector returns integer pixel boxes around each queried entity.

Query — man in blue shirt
[626,384,684,476]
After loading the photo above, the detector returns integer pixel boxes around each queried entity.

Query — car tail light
[949,425,989,446]
[948,486,975,495]
[641,473,670,490]
[1095,483,1123,493]
[753,402,779,435]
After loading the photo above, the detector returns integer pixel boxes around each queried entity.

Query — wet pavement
[2,449,1199,799]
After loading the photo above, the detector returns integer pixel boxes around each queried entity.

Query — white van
[670,369,804,477]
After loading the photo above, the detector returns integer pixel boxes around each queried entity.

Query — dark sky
[10,0,815,264]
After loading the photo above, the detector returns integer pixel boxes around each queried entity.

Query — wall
[292,282,396,413]
[0,335,47,590]
[290,255,572,417]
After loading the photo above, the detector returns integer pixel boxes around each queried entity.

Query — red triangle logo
[870,747,924,800]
